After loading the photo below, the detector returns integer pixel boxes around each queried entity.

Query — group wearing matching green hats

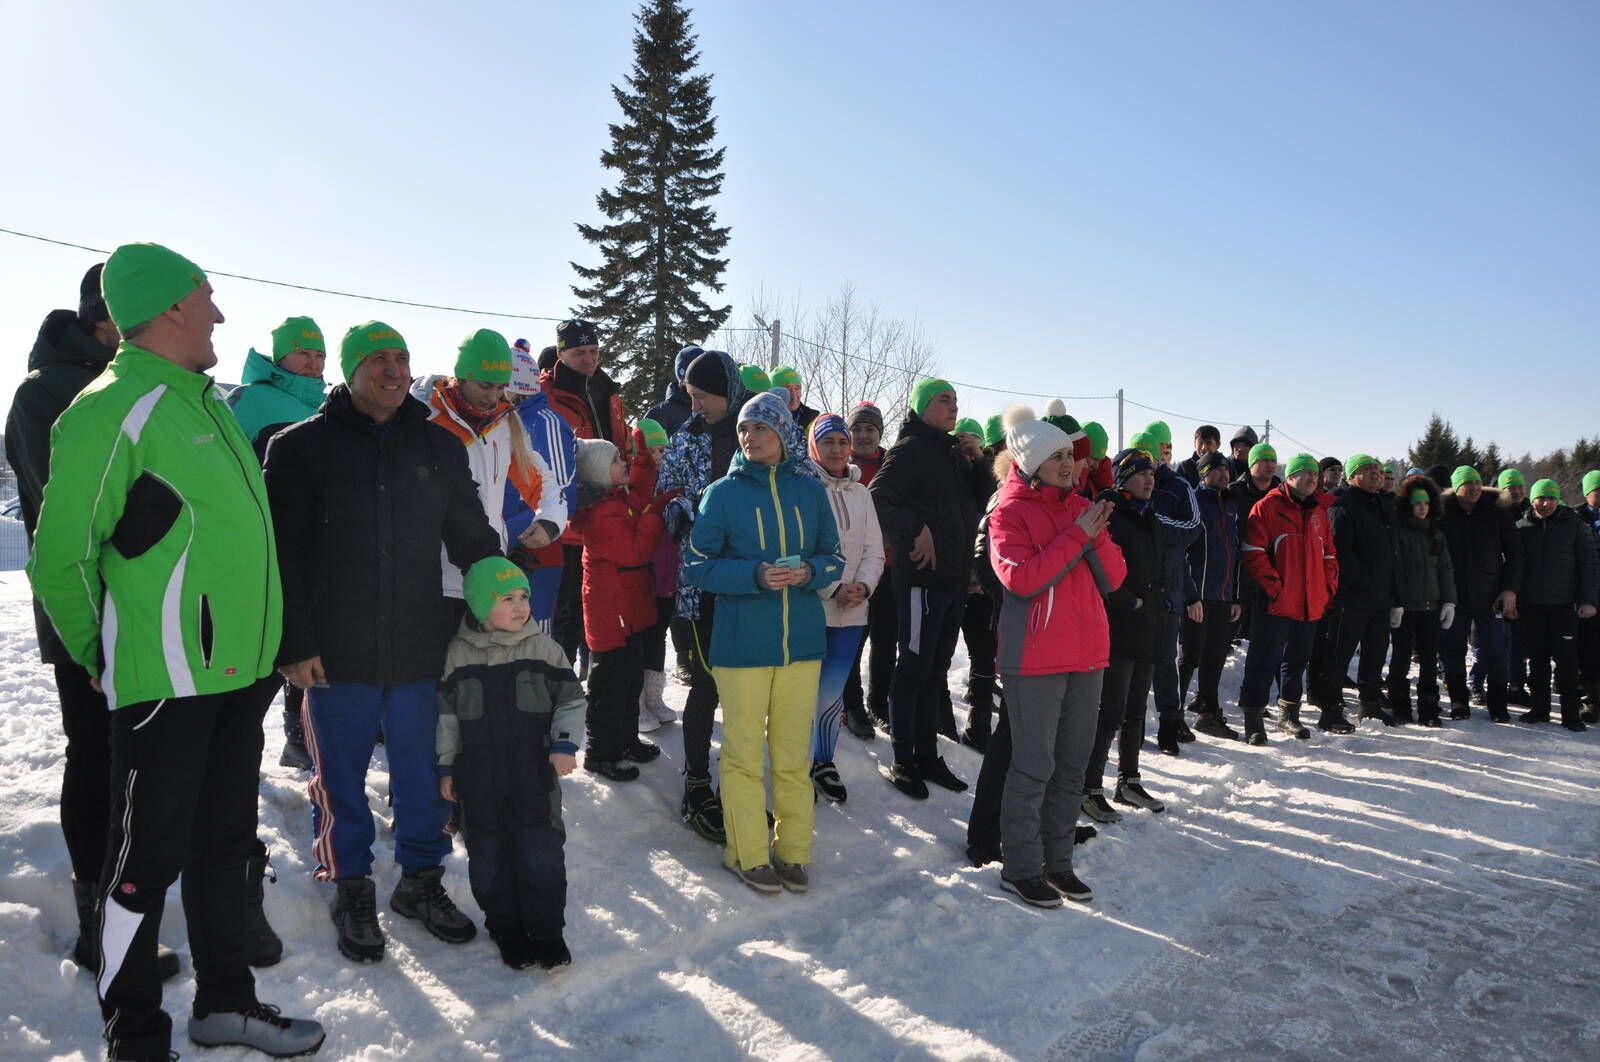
[770,365,802,389]
[1584,470,1600,497]
[953,417,984,440]
[340,320,407,382]
[1450,466,1483,490]
[464,556,530,624]
[1284,452,1318,479]
[1345,453,1380,481]
[637,417,670,450]
[1530,478,1562,501]
[1083,421,1109,460]
[1498,468,1526,489]
[1143,420,1172,447]
[454,328,513,384]
[1248,442,1277,469]
[1128,431,1160,460]
[270,316,324,362]
[100,241,208,333]
[983,414,1006,450]
[910,377,955,416]
[739,363,772,394]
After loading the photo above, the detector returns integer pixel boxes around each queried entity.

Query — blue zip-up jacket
[1185,484,1239,604]
[682,449,844,668]
[1153,464,1202,612]
[504,390,576,543]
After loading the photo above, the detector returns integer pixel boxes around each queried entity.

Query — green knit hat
[1450,466,1483,490]
[1497,468,1526,489]
[739,363,772,393]
[637,417,669,449]
[464,556,530,624]
[1143,420,1173,447]
[101,242,207,333]
[340,320,407,382]
[1583,470,1600,496]
[1128,431,1159,460]
[1083,421,1109,459]
[454,328,513,384]
[1530,478,1561,501]
[954,417,984,440]
[1344,453,1380,481]
[1285,452,1318,479]
[1409,488,1431,506]
[983,414,1006,449]
[770,364,802,388]
[1248,442,1277,468]
[271,316,324,361]
[910,377,955,416]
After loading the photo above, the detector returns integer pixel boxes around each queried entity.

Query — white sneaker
[641,669,678,724]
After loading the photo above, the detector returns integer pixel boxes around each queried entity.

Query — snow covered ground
[1,569,1596,1060]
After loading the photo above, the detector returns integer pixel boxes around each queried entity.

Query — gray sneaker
[725,862,782,894]
[188,1002,325,1057]
[773,859,809,894]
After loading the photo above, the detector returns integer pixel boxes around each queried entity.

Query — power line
[1269,427,1329,459]
[1123,396,1258,431]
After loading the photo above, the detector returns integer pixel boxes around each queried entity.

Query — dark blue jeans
[1443,609,1507,710]
[1239,612,1317,709]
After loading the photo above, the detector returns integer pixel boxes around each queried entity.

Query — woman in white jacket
[808,414,886,802]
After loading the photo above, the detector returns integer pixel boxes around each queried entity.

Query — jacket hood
[1397,473,1443,529]
[29,309,115,372]
[453,614,552,651]
[240,348,326,406]
[684,350,749,434]
[1229,425,1259,447]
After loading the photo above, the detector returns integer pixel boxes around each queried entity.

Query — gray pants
[999,670,1104,880]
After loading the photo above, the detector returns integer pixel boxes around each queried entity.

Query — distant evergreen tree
[1479,440,1503,483]
[1457,435,1482,472]
[571,0,732,412]
[1409,413,1462,470]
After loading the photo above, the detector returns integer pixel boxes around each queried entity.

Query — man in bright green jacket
[27,242,323,1060]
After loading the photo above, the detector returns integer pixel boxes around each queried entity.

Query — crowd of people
[7,244,1600,1059]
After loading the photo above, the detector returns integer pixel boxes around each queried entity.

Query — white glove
[1440,603,1455,630]
[1389,607,1404,629]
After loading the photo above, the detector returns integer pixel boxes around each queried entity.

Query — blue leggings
[813,626,867,763]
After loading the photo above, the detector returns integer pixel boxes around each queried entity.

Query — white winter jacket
[818,465,885,627]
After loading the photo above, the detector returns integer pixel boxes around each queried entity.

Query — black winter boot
[390,866,476,944]
[1581,680,1600,725]
[240,845,284,967]
[1156,718,1182,756]
[1242,708,1269,746]
[1358,698,1397,726]
[842,702,876,741]
[279,694,311,770]
[1317,703,1357,734]
[681,771,726,843]
[1275,700,1310,740]
[331,877,384,963]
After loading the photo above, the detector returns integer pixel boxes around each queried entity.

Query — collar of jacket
[821,463,861,486]
[1276,482,1320,510]
[1000,464,1072,505]
[1106,487,1151,514]
[427,378,512,442]
[898,409,959,448]
[454,615,551,651]
[731,448,799,483]
[29,309,115,372]
[325,383,428,431]
[240,347,327,407]
[112,341,219,399]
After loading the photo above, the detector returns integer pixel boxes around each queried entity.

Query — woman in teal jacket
[227,315,328,456]
[683,391,844,894]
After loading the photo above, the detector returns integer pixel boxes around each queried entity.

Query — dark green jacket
[3,310,114,664]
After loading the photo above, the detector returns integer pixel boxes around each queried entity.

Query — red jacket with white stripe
[1241,483,1340,621]
[988,467,1126,676]
[570,449,675,653]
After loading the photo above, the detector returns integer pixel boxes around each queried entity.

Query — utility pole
[1116,388,1125,450]
[1263,418,1272,445]
[768,318,781,371]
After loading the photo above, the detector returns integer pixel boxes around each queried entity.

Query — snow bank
[0,589,1596,1060]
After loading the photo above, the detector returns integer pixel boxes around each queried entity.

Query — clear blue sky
[2,0,1594,461]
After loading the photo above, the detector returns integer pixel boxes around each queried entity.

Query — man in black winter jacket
[265,322,501,963]
[1438,468,1522,721]
[1,265,171,978]
[870,378,987,798]
[1512,481,1600,730]
[1227,425,1260,479]
[1227,443,1280,641]
[1176,425,1222,487]
[1312,454,1400,728]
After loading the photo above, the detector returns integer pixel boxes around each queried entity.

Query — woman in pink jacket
[988,416,1125,908]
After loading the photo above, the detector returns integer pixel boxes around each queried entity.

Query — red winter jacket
[541,362,632,546]
[1241,483,1340,621]
[571,449,676,653]
[989,467,1127,675]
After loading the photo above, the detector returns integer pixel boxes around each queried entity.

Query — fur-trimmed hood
[1397,473,1443,530]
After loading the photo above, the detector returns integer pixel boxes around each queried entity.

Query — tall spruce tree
[1409,413,1462,470]
[571,0,732,412]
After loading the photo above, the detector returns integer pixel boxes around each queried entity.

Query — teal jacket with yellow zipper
[683,441,844,669]
[27,341,283,709]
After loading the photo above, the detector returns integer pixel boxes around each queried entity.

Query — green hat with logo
[1285,452,1318,479]
[1409,488,1431,506]
[1128,431,1159,460]
[1583,469,1600,496]
[464,556,530,624]
[1345,453,1380,481]
[271,316,324,362]
[1143,420,1173,447]
[770,365,802,388]
[101,242,207,333]
[1450,466,1482,490]
[954,417,984,440]
[340,320,407,382]
[739,364,772,394]
[910,377,955,416]
[1530,478,1561,501]
[1248,442,1277,468]
[1497,468,1526,489]
[454,328,513,384]
[1083,421,1109,459]
[983,414,1006,449]
[637,417,669,449]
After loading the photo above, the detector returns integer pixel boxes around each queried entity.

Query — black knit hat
[846,401,884,433]
[78,263,108,326]
[684,350,731,398]
[537,345,558,372]
[1318,455,1342,473]
[555,319,599,351]
[1196,450,1231,477]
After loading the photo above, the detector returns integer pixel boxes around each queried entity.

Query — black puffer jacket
[263,387,502,685]
[1393,475,1456,611]
[1514,505,1600,608]
[4,310,115,664]
[1439,487,1522,614]
[1101,489,1167,661]
[870,411,986,592]
[1328,485,1401,611]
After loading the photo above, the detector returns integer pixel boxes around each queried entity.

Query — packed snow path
[0,575,1595,1060]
